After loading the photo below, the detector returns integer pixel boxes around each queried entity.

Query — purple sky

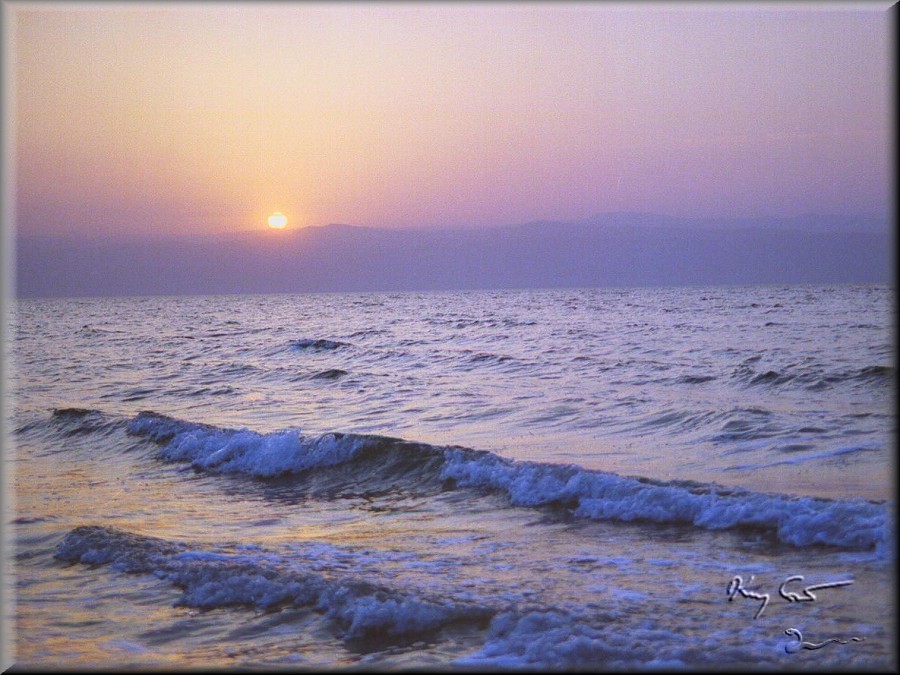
[10,2,894,239]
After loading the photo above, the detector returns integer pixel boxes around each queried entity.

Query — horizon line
[12,209,892,242]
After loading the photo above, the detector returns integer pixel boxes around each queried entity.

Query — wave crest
[125,412,890,551]
[54,526,493,643]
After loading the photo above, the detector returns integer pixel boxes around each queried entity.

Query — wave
[675,374,717,384]
[456,604,887,670]
[456,609,767,670]
[749,370,793,386]
[54,526,493,644]
[856,364,894,380]
[725,443,882,471]
[347,329,389,338]
[290,338,351,351]
[735,363,894,389]
[77,325,125,336]
[125,412,450,500]
[465,351,517,367]
[125,412,890,551]
[309,369,348,380]
[43,407,123,439]
[52,526,813,669]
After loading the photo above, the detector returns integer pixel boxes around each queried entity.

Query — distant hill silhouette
[15,212,892,297]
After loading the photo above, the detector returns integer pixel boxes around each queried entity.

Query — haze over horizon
[15,211,892,298]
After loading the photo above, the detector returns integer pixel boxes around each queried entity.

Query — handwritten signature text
[726,574,854,620]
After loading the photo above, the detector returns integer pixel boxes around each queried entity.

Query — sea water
[7,284,895,669]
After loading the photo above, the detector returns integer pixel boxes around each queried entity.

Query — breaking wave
[122,412,890,552]
[54,526,493,644]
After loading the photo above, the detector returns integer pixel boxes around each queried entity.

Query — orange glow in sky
[10,2,892,239]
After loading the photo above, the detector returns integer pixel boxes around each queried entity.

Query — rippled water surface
[8,284,896,670]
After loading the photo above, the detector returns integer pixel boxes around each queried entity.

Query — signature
[778,575,854,603]
[726,574,771,619]
[784,627,865,653]
[726,574,853,619]
[726,574,865,654]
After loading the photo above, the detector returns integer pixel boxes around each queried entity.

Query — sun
[267,212,287,229]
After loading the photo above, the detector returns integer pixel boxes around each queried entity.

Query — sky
[8,1,895,240]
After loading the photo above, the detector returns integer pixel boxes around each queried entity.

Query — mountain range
[15,212,892,298]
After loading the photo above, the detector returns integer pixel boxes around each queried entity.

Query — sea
[6,284,896,670]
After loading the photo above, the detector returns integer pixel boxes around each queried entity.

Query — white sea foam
[126,412,891,551]
[454,610,669,669]
[439,446,890,550]
[55,526,493,642]
[455,610,786,669]
[127,413,372,477]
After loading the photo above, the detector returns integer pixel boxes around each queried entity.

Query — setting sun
[267,212,287,229]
